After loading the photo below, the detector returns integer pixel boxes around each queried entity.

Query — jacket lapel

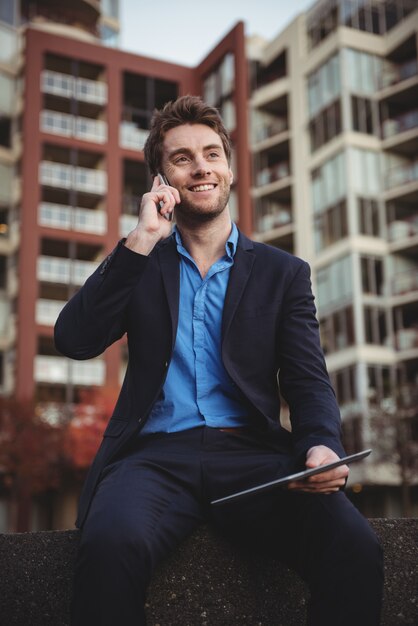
[157,237,180,350]
[222,232,255,341]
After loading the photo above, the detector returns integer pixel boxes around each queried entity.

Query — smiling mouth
[189,184,217,192]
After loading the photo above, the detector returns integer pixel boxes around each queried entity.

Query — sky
[120,0,315,66]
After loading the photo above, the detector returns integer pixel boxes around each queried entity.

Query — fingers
[287,444,349,494]
[138,177,179,226]
[153,175,180,206]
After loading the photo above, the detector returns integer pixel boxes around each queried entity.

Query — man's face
[161,123,233,223]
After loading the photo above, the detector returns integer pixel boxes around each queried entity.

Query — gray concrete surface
[0,519,416,625]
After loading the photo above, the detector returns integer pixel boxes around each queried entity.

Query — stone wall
[0,519,417,625]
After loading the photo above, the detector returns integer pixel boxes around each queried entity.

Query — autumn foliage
[0,387,118,530]
[0,396,64,494]
[64,386,118,470]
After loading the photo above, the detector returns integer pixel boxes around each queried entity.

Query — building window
[309,100,342,152]
[351,95,376,135]
[351,148,381,197]
[330,365,357,406]
[343,416,364,454]
[361,256,384,295]
[317,255,353,313]
[203,53,236,132]
[358,197,380,236]
[308,54,341,152]
[345,48,382,94]
[312,152,347,251]
[319,305,355,354]
[314,199,347,251]
[367,365,393,406]
[364,306,387,345]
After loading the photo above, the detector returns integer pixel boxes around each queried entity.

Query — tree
[63,386,118,473]
[0,386,119,531]
[0,397,65,531]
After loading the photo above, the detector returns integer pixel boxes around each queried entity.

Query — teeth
[191,184,215,192]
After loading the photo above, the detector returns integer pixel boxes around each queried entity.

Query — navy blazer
[54,231,344,527]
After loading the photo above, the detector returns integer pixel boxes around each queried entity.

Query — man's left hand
[287,445,348,494]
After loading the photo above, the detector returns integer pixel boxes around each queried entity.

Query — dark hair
[143,95,232,176]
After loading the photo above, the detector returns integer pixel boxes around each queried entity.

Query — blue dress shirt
[141,223,249,434]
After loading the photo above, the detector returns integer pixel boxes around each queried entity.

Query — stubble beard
[175,183,231,225]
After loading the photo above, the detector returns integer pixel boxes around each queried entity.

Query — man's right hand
[124,175,180,255]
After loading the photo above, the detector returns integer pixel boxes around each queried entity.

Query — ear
[229,170,234,185]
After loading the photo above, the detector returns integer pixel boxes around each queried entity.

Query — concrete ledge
[0,519,417,625]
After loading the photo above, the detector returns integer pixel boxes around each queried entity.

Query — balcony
[395,328,418,351]
[37,256,98,286]
[41,71,107,105]
[390,269,418,297]
[382,109,418,140]
[39,202,107,235]
[380,59,418,90]
[36,299,66,326]
[385,160,418,191]
[254,202,292,234]
[0,296,16,347]
[256,161,290,187]
[388,217,418,256]
[40,111,107,143]
[120,123,149,151]
[40,161,107,194]
[34,355,105,386]
[253,116,288,144]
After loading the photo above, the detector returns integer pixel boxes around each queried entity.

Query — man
[55,95,383,626]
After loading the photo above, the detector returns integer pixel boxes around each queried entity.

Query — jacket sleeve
[54,241,150,360]
[277,260,345,460]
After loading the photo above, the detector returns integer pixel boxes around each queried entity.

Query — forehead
[162,123,224,157]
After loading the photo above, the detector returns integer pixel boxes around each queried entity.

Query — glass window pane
[0,72,14,114]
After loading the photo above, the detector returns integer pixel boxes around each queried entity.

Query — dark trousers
[71,427,383,626]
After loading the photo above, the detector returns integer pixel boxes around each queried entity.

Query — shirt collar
[174,222,238,260]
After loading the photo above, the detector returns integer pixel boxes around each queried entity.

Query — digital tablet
[211,449,372,506]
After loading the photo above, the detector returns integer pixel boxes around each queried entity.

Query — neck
[176,210,233,278]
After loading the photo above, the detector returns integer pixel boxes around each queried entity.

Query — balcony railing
[253,117,288,143]
[380,58,418,90]
[40,110,107,143]
[395,328,418,351]
[34,355,105,386]
[255,206,292,233]
[119,123,149,151]
[41,71,107,105]
[385,160,418,190]
[40,161,107,194]
[36,299,66,326]
[388,217,418,242]
[256,161,290,187]
[39,202,107,234]
[382,109,418,139]
[37,256,98,286]
[390,269,418,296]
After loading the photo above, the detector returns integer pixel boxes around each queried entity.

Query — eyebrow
[167,143,223,161]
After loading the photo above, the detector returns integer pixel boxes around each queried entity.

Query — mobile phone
[158,172,173,222]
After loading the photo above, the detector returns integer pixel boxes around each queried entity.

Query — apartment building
[249,0,418,515]
[0,0,416,529]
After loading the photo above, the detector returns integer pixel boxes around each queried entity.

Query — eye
[208,151,220,159]
[174,155,189,164]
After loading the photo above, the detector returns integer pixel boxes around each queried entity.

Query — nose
[192,156,211,178]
